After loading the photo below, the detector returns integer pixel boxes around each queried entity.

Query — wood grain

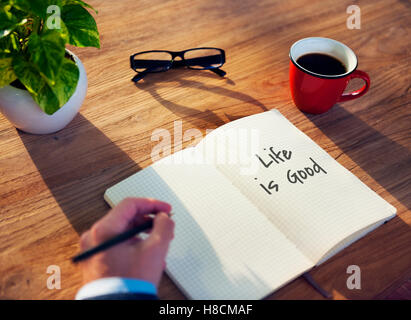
[0,0,410,299]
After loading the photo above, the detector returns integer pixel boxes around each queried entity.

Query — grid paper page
[204,110,396,264]
[105,150,313,300]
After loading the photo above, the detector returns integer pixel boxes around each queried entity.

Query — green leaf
[12,55,60,114]
[12,55,44,94]
[35,82,61,114]
[14,0,62,18]
[62,4,100,48]
[0,34,13,53]
[12,55,79,114]
[49,58,79,106]
[0,56,17,87]
[0,10,28,39]
[42,18,70,44]
[28,30,65,84]
[62,0,98,13]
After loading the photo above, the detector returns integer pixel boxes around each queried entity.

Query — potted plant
[0,0,100,134]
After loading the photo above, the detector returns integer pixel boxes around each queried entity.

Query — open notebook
[104,110,396,300]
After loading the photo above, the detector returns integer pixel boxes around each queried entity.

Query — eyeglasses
[130,47,226,82]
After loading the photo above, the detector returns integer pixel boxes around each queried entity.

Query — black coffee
[296,53,347,76]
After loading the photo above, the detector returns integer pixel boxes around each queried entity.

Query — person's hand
[78,198,174,287]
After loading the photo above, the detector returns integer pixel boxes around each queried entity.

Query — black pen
[72,220,154,263]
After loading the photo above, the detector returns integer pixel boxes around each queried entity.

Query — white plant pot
[0,50,87,134]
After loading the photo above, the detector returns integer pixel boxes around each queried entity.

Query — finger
[80,230,91,250]
[127,235,144,246]
[147,212,175,245]
[93,198,171,241]
[103,197,171,229]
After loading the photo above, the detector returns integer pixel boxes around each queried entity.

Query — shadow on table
[134,69,269,129]
[304,105,411,210]
[18,114,141,234]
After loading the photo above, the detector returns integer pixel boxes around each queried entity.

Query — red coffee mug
[289,37,370,114]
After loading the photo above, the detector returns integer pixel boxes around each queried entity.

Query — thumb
[147,212,175,246]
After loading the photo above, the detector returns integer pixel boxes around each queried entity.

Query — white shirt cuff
[75,277,157,300]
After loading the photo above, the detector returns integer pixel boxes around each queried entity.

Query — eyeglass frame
[130,47,226,82]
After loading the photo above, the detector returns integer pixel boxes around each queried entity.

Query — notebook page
[200,110,396,264]
[105,148,312,300]
[317,219,387,265]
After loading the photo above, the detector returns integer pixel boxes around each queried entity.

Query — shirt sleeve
[75,277,157,300]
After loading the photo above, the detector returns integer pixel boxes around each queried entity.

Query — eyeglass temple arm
[210,68,226,77]
[132,73,145,83]
[132,69,152,83]
[182,55,226,77]
[171,56,226,77]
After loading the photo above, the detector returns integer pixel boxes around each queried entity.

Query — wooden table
[0,0,410,300]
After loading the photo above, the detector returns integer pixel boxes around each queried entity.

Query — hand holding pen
[74,198,174,288]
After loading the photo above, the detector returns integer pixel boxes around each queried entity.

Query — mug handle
[338,70,370,102]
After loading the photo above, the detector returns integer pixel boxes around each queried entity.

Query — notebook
[104,110,396,300]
